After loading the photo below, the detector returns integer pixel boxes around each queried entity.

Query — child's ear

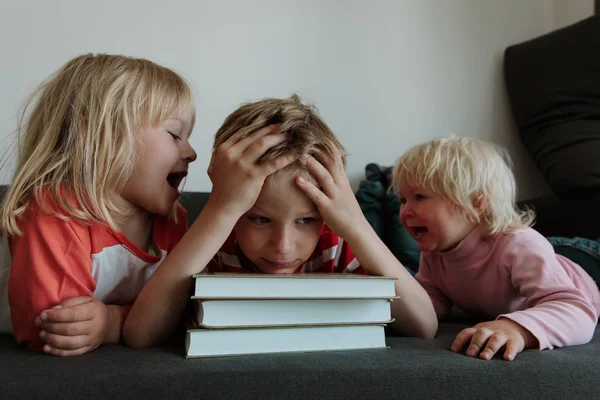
[473,195,488,217]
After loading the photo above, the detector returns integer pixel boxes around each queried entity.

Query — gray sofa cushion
[2,322,600,400]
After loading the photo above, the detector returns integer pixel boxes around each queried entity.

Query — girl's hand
[451,319,538,361]
[34,296,123,356]
[295,153,367,240]
[207,125,295,217]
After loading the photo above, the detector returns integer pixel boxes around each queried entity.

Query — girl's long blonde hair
[392,136,535,237]
[1,53,194,235]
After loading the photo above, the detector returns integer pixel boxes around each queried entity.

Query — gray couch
[1,186,600,399]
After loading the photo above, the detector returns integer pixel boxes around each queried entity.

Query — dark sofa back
[179,192,211,226]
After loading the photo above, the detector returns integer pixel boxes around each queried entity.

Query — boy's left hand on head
[295,154,366,238]
[34,296,112,356]
[450,319,537,361]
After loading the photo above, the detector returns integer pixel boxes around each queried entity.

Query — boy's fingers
[259,154,296,176]
[222,125,279,154]
[243,133,288,165]
[304,156,336,195]
[296,176,327,206]
[207,152,216,175]
[313,150,343,178]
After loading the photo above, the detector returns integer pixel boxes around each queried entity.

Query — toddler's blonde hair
[392,136,534,237]
[1,53,195,235]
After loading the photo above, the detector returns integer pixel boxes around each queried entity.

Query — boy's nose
[271,228,293,254]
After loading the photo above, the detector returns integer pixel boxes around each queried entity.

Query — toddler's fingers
[503,339,524,361]
[479,332,508,361]
[465,328,494,357]
[450,327,475,353]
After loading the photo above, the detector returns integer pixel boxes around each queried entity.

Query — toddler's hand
[35,296,118,356]
[295,153,367,239]
[451,319,537,361]
[207,125,295,217]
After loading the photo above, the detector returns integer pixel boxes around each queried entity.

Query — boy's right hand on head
[207,125,295,217]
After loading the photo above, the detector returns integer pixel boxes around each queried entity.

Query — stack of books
[185,273,398,358]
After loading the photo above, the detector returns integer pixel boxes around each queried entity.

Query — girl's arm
[497,234,598,350]
[34,297,127,356]
[8,205,98,352]
[123,126,295,348]
[296,155,438,338]
[451,232,597,361]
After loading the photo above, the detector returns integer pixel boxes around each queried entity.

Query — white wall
[0,0,595,199]
[554,0,594,28]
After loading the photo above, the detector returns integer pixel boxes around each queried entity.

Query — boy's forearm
[343,219,438,338]
[105,305,127,344]
[123,200,240,349]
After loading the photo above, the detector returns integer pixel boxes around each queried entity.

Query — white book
[192,298,395,328]
[185,324,387,358]
[193,273,397,299]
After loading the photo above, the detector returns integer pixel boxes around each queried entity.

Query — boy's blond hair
[392,137,534,237]
[1,53,195,235]
[213,94,346,184]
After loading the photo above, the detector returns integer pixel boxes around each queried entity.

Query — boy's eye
[248,215,270,224]
[399,197,407,205]
[297,217,316,225]
[415,194,427,201]
[169,131,182,141]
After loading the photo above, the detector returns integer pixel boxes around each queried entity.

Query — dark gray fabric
[2,323,600,400]
[518,194,600,239]
[179,191,211,226]
[504,16,600,197]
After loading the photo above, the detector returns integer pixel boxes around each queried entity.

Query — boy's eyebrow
[296,210,321,217]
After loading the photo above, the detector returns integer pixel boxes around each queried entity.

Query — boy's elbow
[122,322,153,349]
[418,319,439,339]
[390,318,438,339]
